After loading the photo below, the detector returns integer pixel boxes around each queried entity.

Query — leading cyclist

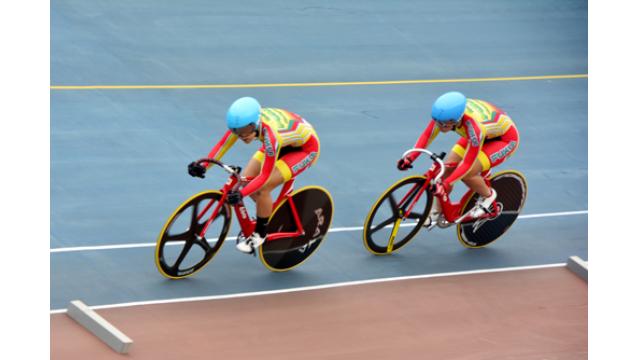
[188,97,320,253]
[397,91,520,221]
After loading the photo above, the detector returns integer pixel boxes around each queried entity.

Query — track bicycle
[363,148,527,254]
[155,158,333,278]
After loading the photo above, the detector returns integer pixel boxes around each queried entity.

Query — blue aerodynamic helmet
[226,97,261,130]
[431,91,467,123]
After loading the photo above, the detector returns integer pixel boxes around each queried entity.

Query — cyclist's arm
[445,119,485,186]
[240,126,279,197]
[408,120,440,161]
[204,130,238,168]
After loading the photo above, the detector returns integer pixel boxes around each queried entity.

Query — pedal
[455,207,477,224]
[423,213,443,230]
[236,232,257,256]
[436,217,453,229]
[487,202,503,220]
[423,217,437,231]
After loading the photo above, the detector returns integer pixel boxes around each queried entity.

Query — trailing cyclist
[188,97,320,253]
[397,91,520,222]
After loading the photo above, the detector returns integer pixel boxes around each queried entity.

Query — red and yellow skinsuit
[205,108,320,197]
[407,99,520,187]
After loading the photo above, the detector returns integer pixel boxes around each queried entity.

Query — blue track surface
[51,0,587,310]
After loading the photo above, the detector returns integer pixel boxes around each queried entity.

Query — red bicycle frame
[195,159,306,243]
[398,149,498,225]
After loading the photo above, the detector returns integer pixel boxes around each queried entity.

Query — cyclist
[397,91,520,221]
[188,97,320,253]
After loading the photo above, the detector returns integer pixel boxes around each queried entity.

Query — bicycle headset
[226,97,262,131]
[431,91,467,123]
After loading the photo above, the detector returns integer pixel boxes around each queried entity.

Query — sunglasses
[231,124,257,136]
[436,120,458,126]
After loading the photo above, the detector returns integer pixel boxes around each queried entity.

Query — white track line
[50,210,587,253]
[50,262,566,314]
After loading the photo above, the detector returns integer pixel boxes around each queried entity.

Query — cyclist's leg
[446,138,467,180]
[243,148,283,220]
[251,147,316,244]
[253,166,285,218]
[244,149,266,203]
[237,149,283,252]
[461,157,492,197]
[434,138,470,198]
[482,126,519,171]
[446,139,493,218]
[419,138,468,225]
[476,126,520,182]
[245,151,266,207]
[450,137,497,197]
[453,154,493,218]
[252,137,319,219]
[272,140,319,192]
[464,127,520,216]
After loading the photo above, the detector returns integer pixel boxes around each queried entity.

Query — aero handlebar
[197,158,242,178]
[401,148,446,183]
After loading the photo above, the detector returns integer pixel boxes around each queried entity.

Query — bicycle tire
[363,175,432,255]
[155,190,232,279]
[457,170,527,248]
[259,186,333,272]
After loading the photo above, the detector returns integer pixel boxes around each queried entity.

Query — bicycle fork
[386,180,430,252]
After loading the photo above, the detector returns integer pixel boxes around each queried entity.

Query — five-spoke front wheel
[155,191,231,279]
[363,176,432,255]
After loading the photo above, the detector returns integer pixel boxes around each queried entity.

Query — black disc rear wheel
[259,186,333,272]
[457,171,527,248]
